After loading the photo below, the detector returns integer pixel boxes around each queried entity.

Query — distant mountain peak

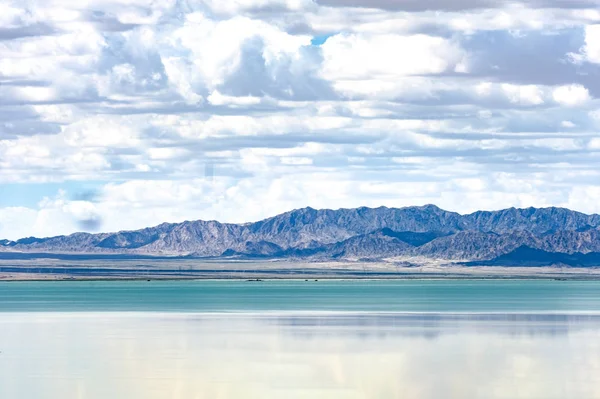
[417,204,442,210]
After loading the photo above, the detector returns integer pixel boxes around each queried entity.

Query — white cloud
[552,84,591,107]
[0,3,28,28]
[0,207,39,240]
[161,57,204,104]
[280,157,314,165]
[146,148,190,161]
[561,120,576,128]
[502,84,545,106]
[319,33,467,99]
[588,138,600,149]
[0,25,106,102]
[15,86,57,102]
[575,24,600,64]
[33,105,76,124]
[476,82,493,96]
[321,33,466,80]
[207,91,262,106]
[173,13,311,89]
[567,186,600,214]
[62,117,141,148]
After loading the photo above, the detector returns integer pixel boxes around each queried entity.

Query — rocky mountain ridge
[3,205,600,265]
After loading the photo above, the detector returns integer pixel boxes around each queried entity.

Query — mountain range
[3,205,600,266]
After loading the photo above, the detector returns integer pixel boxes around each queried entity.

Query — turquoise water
[1,279,600,313]
[3,280,600,398]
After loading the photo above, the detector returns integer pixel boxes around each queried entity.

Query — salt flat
[1,257,600,280]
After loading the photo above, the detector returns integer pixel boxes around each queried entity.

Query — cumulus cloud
[1,0,600,238]
[319,33,468,99]
[580,24,600,64]
[321,34,466,79]
[552,84,591,106]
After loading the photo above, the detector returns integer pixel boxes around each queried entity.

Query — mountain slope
[464,246,600,267]
[3,205,600,265]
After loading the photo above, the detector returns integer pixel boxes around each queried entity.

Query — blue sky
[1,0,600,239]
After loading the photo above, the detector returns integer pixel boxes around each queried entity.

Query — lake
[2,280,600,398]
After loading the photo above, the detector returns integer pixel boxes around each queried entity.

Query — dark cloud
[96,34,170,96]
[0,23,58,41]
[499,109,596,133]
[0,106,38,122]
[85,11,140,32]
[0,92,104,108]
[76,217,103,232]
[0,106,61,138]
[219,37,337,101]
[463,29,600,96]
[0,120,61,138]
[284,21,317,35]
[92,99,294,116]
[315,0,600,11]
[0,79,50,87]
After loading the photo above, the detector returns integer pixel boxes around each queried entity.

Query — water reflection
[1,313,600,399]
[271,313,600,338]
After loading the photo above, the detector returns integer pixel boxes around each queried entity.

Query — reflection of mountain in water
[269,313,600,339]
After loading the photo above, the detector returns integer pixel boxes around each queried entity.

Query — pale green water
[2,279,600,313]
[2,280,600,399]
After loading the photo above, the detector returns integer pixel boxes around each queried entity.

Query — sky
[1,0,600,239]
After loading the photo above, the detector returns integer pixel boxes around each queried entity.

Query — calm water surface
[2,280,600,398]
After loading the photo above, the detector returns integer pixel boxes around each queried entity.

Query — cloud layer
[1,0,600,239]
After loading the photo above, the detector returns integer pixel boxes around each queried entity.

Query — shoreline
[2,259,600,282]
[3,272,600,282]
